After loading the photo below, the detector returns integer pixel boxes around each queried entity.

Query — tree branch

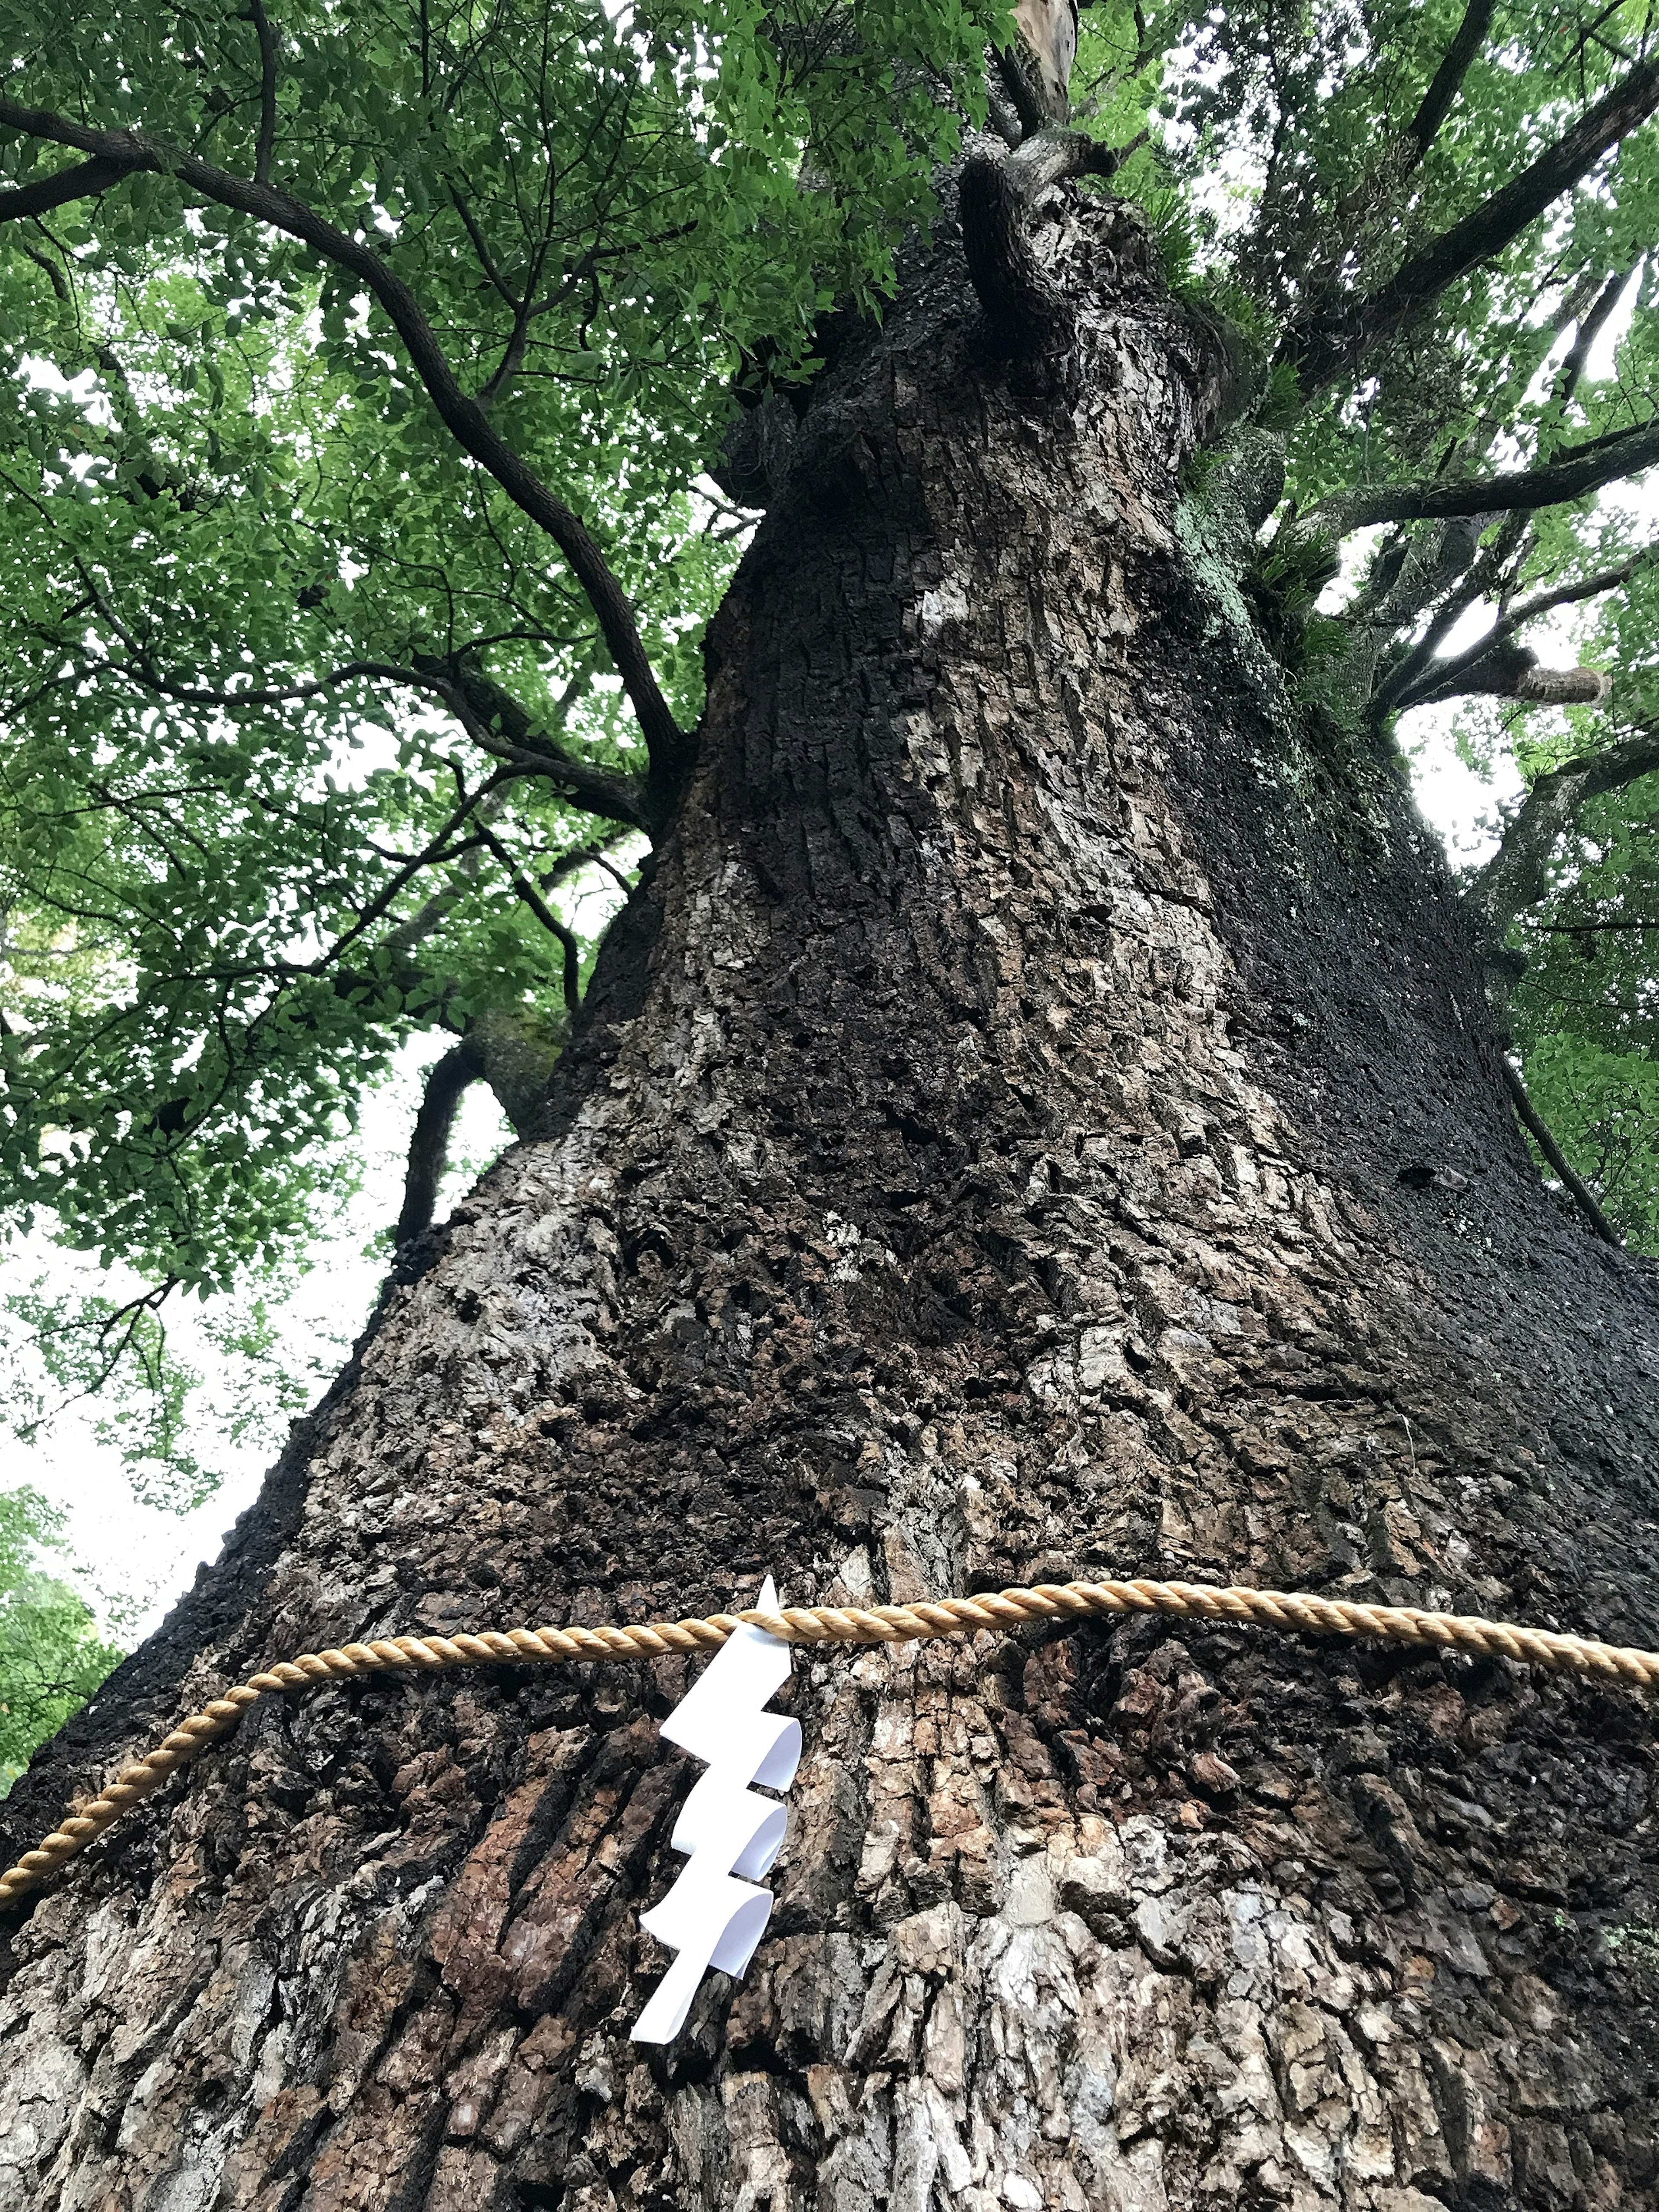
[0,156,128,222]
[992,44,1050,139]
[395,1040,484,1247]
[0,94,689,785]
[1304,417,1659,538]
[1388,549,1646,713]
[1284,56,1659,396]
[416,655,655,834]
[1404,639,1611,711]
[243,0,280,185]
[449,187,517,308]
[1405,0,1495,162]
[1500,1056,1621,1246]
[94,644,651,833]
[474,820,583,1012]
[959,143,1076,366]
[1539,915,1659,932]
[1549,261,1636,421]
[1467,722,1659,939]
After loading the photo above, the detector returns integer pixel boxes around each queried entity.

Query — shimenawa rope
[4,1573,1656,1908]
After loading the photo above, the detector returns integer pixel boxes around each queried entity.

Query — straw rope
[4,1573,1657,1908]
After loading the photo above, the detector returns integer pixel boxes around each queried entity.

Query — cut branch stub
[1408,638,1612,711]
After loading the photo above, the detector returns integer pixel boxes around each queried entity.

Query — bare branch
[0,94,690,784]
[1404,640,1610,710]
[1550,262,1637,420]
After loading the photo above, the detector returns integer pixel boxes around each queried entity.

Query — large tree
[5,0,1659,2204]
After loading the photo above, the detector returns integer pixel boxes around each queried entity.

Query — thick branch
[245,0,279,186]
[992,44,1051,139]
[420,658,654,835]
[1405,640,1610,711]
[1004,125,1134,197]
[1500,1057,1621,1247]
[0,155,128,222]
[959,147,1075,363]
[956,129,1132,364]
[1286,57,1659,395]
[1389,550,1646,713]
[0,95,688,783]
[395,1041,483,1247]
[1360,512,1526,718]
[1468,723,1659,938]
[1405,0,1495,161]
[1309,418,1659,536]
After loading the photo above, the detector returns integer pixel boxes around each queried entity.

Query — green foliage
[1508,765,1659,1249]
[0,0,1014,1488]
[0,1487,123,1795]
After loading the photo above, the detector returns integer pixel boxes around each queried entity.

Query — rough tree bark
[4,174,1659,2212]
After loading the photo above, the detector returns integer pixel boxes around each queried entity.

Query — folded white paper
[631,1575,798,2044]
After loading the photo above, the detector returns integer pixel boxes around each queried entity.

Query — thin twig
[474,821,583,1011]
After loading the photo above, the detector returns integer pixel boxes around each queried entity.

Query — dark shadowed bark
[3,174,1659,2212]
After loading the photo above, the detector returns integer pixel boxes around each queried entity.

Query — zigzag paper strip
[630,1576,801,2044]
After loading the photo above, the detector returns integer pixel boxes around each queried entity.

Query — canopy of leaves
[3,0,1659,1515]
[0,1487,122,1793]
[0,0,1010,1490]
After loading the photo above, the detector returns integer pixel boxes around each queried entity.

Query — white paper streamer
[631,1575,800,2043]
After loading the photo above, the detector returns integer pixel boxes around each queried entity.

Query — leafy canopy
[3,0,1659,1516]
[0,1487,122,1794]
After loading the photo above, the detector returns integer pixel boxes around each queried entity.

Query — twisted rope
[4,1573,1656,1908]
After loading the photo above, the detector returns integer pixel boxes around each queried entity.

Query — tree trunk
[5,179,1659,2212]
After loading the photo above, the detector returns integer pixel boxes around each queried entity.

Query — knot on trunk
[959,149,1076,385]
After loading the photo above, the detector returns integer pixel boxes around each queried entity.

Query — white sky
[2,1047,512,1640]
